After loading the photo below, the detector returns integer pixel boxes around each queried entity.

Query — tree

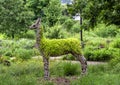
[67,0,88,48]
[44,0,62,26]
[26,0,62,27]
[67,0,120,28]
[100,0,120,25]
[0,0,33,38]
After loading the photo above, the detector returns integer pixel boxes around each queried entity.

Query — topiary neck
[36,27,44,50]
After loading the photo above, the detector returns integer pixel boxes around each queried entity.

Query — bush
[84,47,117,61]
[63,18,76,31]
[16,38,35,49]
[95,24,119,37]
[14,48,34,60]
[0,39,36,58]
[45,25,66,39]
[71,22,80,33]
[58,16,70,24]
[18,30,35,39]
[110,38,120,48]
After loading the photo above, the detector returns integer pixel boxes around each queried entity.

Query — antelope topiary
[29,18,87,80]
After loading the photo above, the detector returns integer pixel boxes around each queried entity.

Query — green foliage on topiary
[40,38,82,58]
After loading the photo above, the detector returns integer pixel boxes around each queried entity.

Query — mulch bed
[51,76,78,85]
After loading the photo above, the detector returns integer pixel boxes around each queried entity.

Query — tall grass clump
[14,48,34,60]
[50,61,80,76]
[0,60,44,85]
[3,60,43,77]
[63,62,80,76]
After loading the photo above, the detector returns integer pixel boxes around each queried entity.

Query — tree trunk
[43,57,50,80]
[80,10,84,49]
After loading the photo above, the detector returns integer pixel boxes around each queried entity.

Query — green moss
[40,38,82,57]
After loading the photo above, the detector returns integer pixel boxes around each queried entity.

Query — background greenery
[0,0,120,84]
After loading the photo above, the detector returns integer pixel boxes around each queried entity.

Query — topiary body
[41,38,82,57]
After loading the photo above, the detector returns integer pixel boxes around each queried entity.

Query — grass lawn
[0,59,120,85]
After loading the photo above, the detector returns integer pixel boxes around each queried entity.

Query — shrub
[110,38,120,48]
[95,24,119,37]
[84,47,116,61]
[45,25,66,39]
[63,18,76,31]
[14,48,34,60]
[58,16,70,24]
[16,38,35,49]
[0,39,37,59]
[71,22,80,33]
[18,30,35,39]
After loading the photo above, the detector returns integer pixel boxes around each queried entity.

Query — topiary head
[29,18,41,30]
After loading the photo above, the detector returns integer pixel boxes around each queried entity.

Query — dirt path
[32,56,106,65]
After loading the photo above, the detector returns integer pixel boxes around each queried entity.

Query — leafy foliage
[45,25,65,39]
[0,0,33,38]
[27,0,62,27]
[0,39,39,60]
[67,0,120,28]
[41,38,82,57]
[95,24,119,37]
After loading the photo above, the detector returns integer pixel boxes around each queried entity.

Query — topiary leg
[72,53,87,75]
[78,55,87,75]
[43,56,50,80]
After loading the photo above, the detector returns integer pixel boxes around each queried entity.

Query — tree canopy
[26,0,62,27]
[67,0,120,28]
[0,0,33,38]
